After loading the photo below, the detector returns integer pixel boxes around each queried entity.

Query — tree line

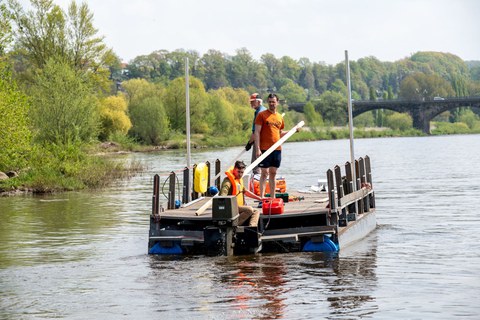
[1,0,480,184]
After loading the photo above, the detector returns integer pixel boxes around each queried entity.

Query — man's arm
[254,123,262,157]
[244,188,263,201]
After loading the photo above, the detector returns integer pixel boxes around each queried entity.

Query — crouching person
[219,160,261,227]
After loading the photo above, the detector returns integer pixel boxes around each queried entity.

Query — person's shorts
[258,150,282,168]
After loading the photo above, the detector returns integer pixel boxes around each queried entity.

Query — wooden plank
[206,161,211,189]
[215,159,221,189]
[168,171,176,209]
[182,167,190,203]
[152,174,160,215]
[339,187,373,208]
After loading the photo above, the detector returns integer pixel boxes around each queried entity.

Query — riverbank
[1,123,478,196]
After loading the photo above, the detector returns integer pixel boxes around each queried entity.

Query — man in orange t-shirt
[254,93,285,199]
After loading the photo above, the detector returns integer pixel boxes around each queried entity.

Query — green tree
[99,94,132,140]
[298,57,315,96]
[29,59,99,144]
[399,72,454,100]
[0,0,12,55]
[279,79,307,103]
[128,96,169,144]
[209,87,251,132]
[261,53,282,90]
[279,56,301,83]
[369,86,376,101]
[121,78,168,143]
[9,0,115,90]
[121,78,160,106]
[456,108,479,129]
[200,49,228,90]
[164,76,207,133]
[0,60,31,171]
[315,91,347,126]
[303,102,323,127]
[354,111,375,128]
[204,94,235,135]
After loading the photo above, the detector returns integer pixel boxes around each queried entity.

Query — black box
[212,196,239,226]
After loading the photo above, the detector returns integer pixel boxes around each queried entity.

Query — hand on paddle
[245,141,253,151]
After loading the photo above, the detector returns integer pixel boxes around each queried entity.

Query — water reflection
[145,233,378,320]
[0,192,126,268]
[217,256,288,319]
[327,233,379,318]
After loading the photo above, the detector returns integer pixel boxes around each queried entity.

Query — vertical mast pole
[185,57,191,201]
[345,50,356,191]
[185,57,191,169]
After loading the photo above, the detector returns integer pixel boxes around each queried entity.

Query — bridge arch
[290,97,480,134]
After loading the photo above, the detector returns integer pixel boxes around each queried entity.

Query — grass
[0,142,144,194]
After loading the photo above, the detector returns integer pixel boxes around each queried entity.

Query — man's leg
[238,206,259,227]
[251,144,259,175]
[259,167,268,198]
[268,167,277,198]
[249,208,260,227]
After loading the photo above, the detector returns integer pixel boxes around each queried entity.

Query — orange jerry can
[262,198,284,215]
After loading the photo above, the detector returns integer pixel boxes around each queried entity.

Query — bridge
[288,96,480,134]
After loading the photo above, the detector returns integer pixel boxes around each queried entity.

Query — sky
[43,0,480,65]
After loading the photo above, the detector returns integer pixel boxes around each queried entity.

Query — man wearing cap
[254,93,286,199]
[219,160,261,227]
[246,93,266,175]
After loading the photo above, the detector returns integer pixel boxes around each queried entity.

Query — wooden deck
[159,191,330,219]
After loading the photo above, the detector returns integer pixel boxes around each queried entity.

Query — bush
[385,113,413,131]
[0,61,32,171]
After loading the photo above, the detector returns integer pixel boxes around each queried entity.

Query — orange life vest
[225,167,245,206]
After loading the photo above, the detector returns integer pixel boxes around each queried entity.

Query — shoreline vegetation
[2,124,478,196]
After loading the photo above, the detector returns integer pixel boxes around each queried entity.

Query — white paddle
[212,147,248,182]
[242,121,304,177]
[195,121,304,216]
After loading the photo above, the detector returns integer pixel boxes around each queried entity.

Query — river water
[1,135,479,319]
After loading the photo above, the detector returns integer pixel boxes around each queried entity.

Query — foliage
[303,102,323,128]
[399,72,454,99]
[0,0,12,55]
[0,60,31,171]
[99,94,132,140]
[384,112,413,131]
[200,49,228,90]
[354,111,375,128]
[121,79,169,144]
[279,79,307,103]
[128,96,169,144]
[164,76,207,133]
[29,59,99,145]
[431,121,471,135]
[8,0,116,91]
[0,142,138,192]
[314,91,347,126]
[456,108,479,129]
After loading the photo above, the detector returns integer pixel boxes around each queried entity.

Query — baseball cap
[249,93,261,101]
